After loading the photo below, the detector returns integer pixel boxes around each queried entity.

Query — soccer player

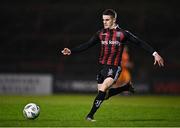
[61,9,164,121]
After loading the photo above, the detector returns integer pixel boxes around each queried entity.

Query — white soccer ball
[23,103,40,119]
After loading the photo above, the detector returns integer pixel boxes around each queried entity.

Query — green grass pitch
[0,94,180,127]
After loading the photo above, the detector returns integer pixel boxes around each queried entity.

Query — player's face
[102,15,116,29]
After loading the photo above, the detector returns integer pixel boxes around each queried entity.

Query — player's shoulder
[116,25,136,38]
[116,27,130,37]
[118,27,131,34]
[98,28,105,33]
[120,29,135,37]
[94,28,101,34]
[116,26,128,33]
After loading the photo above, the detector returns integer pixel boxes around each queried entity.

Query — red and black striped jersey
[98,27,127,66]
[71,25,155,66]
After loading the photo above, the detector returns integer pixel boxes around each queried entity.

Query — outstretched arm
[61,33,100,56]
[125,30,164,67]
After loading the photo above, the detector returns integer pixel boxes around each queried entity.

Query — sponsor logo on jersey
[101,40,121,46]
[101,33,108,36]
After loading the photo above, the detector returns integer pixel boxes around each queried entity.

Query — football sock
[87,91,106,118]
[107,83,130,99]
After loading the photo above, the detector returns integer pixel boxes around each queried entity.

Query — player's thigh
[113,69,131,88]
[113,71,126,88]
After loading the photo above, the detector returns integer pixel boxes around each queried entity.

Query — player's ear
[113,18,116,23]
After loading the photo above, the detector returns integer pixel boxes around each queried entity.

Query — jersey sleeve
[71,31,100,54]
[124,30,155,54]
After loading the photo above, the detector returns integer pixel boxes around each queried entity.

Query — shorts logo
[108,68,113,76]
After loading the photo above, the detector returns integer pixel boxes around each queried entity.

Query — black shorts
[97,64,122,84]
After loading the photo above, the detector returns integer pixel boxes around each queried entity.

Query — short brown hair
[102,9,117,19]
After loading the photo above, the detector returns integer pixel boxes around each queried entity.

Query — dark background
[1,0,180,93]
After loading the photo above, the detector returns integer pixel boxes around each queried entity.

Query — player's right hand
[61,48,71,55]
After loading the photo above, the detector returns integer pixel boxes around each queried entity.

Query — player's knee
[98,83,109,92]
[98,87,107,92]
[98,80,113,92]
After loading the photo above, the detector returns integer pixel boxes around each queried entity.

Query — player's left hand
[153,52,164,67]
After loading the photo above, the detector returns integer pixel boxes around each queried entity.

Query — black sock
[87,91,106,118]
[107,83,130,98]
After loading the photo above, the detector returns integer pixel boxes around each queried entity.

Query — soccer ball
[23,103,40,119]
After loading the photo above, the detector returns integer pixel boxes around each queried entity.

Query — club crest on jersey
[116,32,121,37]
[108,68,113,76]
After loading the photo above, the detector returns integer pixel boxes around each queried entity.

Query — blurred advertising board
[0,74,53,95]
[153,82,180,94]
[54,80,151,93]
[54,80,97,93]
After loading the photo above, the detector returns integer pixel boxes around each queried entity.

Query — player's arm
[62,32,99,56]
[125,30,164,67]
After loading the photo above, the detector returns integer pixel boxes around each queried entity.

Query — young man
[62,9,164,121]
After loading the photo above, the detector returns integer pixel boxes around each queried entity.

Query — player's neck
[109,24,118,29]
